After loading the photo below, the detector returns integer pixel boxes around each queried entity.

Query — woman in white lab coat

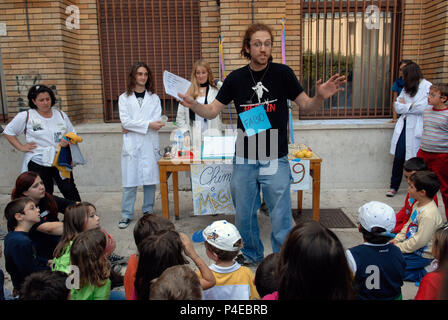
[176,59,223,151]
[387,62,432,197]
[118,62,165,229]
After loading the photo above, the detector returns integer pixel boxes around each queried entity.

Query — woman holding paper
[118,62,165,229]
[176,59,223,150]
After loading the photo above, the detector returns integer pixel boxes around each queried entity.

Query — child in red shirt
[415,224,448,300]
[393,157,438,234]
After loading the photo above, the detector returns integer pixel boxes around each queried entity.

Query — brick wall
[401,0,448,84]
[2,0,447,124]
[0,0,103,123]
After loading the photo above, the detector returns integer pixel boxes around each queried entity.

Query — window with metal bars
[97,0,201,122]
[301,0,402,119]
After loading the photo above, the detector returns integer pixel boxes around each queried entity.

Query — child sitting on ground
[415,224,448,299]
[393,157,438,234]
[51,202,122,290]
[132,230,215,300]
[149,265,202,300]
[254,252,279,299]
[346,201,405,300]
[20,270,70,300]
[3,197,51,297]
[124,214,175,300]
[193,220,259,300]
[391,171,444,283]
[70,228,111,300]
[263,220,354,300]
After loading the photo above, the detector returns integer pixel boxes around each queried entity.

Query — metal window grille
[300,0,403,119]
[97,0,201,122]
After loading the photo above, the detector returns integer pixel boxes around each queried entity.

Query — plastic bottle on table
[176,130,184,156]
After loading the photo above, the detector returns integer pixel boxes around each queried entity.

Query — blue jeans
[121,185,156,220]
[403,253,432,283]
[230,156,293,263]
[109,290,126,300]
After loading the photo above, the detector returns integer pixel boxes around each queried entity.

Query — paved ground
[0,187,445,300]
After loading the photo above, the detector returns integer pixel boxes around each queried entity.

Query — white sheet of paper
[163,70,191,100]
[202,136,236,158]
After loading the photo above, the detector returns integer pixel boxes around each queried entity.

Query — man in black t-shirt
[179,23,345,265]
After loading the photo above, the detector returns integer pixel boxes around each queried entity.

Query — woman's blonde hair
[186,59,217,100]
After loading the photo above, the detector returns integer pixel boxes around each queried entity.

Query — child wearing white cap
[346,201,406,300]
[192,220,259,300]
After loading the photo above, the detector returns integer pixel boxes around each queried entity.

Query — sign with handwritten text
[289,159,310,190]
[239,105,272,136]
[191,164,236,215]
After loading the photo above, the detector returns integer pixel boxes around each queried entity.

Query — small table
[158,153,322,221]
[288,152,322,221]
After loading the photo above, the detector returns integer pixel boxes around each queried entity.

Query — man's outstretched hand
[316,74,346,99]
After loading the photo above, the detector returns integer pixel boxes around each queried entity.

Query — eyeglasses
[428,93,444,98]
[250,41,272,49]
[136,72,148,76]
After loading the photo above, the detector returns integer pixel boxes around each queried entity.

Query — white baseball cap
[192,220,242,252]
[358,201,396,234]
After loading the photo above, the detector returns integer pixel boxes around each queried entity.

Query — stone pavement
[0,187,445,300]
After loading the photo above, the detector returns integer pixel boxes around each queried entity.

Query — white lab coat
[119,91,161,187]
[390,79,432,160]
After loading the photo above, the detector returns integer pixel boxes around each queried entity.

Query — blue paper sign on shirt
[239,105,272,136]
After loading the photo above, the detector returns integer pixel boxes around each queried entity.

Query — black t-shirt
[29,195,74,259]
[134,91,146,99]
[216,62,303,159]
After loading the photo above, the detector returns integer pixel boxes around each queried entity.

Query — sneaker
[386,189,397,197]
[108,253,128,265]
[118,218,131,229]
[235,254,259,266]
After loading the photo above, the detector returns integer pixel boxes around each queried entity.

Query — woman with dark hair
[263,220,354,300]
[387,62,432,197]
[11,171,73,259]
[117,62,165,229]
[3,84,81,201]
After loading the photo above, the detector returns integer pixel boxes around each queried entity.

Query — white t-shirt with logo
[4,108,75,172]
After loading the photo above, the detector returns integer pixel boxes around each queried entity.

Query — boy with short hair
[20,270,70,300]
[193,220,259,300]
[391,171,444,283]
[346,201,405,300]
[417,83,448,220]
[393,157,439,234]
[3,197,51,296]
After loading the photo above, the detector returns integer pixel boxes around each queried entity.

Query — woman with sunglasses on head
[3,84,81,202]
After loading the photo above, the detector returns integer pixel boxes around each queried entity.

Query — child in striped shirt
[417,83,448,220]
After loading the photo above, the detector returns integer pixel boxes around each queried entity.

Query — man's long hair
[126,62,154,96]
